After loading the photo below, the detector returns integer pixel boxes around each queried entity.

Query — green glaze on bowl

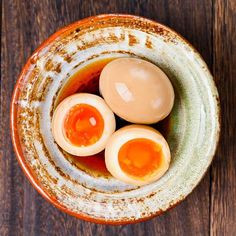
[11,14,220,224]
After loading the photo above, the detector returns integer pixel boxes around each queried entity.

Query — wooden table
[1,1,235,235]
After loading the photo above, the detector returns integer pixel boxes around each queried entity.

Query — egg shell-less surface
[52,93,116,156]
[99,58,175,124]
[105,125,171,186]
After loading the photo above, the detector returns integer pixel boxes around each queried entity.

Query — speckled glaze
[11,14,220,224]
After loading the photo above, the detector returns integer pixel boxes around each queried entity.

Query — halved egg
[105,125,171,186]
[52,93,116,156]
[99,58,175,124]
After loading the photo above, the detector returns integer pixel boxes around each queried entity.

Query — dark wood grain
[0,0,235,235]
[211,0,236,236]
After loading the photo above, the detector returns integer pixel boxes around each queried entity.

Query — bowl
[11,14,220,224]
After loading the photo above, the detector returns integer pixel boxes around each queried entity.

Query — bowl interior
[12,15,219,223]
[54,57,171,179]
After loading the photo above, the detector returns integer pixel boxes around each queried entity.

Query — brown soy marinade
[55,58,170,177]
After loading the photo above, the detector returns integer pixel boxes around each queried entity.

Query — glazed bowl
[11,14,220,224]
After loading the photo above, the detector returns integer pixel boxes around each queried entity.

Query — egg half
[52,93,116,156]
[100,58,175,124]
[105,125,171,186]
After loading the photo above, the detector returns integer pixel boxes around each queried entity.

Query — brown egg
[99,58,175,124]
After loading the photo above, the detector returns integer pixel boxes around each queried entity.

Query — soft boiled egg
[105,125,171,186]
[52,93,116,156]
[99,58,175,124]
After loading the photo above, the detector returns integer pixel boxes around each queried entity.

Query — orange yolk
[64,104,104,147]
[118,138,163,178]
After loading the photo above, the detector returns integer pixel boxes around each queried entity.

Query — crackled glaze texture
[11,14,220,224]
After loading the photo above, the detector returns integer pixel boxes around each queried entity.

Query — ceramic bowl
[11,14,220,224]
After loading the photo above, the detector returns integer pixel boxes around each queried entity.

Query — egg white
[105,125,171,186]
[52,93,116,156]
[99,58,175,124]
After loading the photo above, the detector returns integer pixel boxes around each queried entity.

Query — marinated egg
[52,93,116,156]
[105,125,171,186]
[99,58,175,124]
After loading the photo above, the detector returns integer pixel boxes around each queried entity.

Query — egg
[99,58,175,124]
[105,125,171,186]
[52,93,116,156]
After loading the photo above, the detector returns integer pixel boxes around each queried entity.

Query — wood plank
[0,0,213,235]
[211,0,236,235]
[1,1,26,235]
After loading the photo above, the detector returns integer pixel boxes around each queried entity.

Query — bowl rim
[10,13,221,225]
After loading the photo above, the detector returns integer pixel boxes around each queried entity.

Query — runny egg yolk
[118,138,163,178]
[63,104,104,147]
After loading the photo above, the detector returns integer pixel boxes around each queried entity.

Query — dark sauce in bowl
[55,58,170,177]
